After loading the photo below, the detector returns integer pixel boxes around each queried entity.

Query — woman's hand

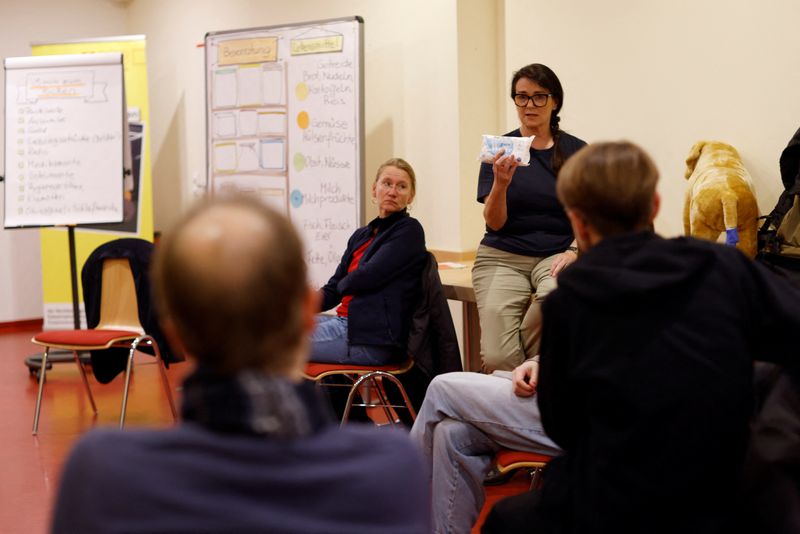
[550,249,578,277]
[512,360,539,398]
[483,149,520,230]
[491,149,520,188]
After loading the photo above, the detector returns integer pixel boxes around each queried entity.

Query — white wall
[125,0,464,253]
[504,0,800,236]
[0,0,128,322]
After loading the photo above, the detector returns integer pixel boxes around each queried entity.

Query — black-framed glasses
[513,93,553,108]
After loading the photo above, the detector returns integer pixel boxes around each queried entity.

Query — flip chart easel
[3,53,127,367]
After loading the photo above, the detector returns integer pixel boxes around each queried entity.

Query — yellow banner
[32,37,154,329]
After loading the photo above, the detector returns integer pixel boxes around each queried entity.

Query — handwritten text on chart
[300,58,355,105]
[306,243,348,266]
[308,116,349,130]
[18,105,63,114]
[218,38,278,65]
[27,132,120,146]
[23,72,108,103]
[302,217,354,242]
[290,35,344,56]
[8,88,122,223]
[27,170,76,180]
[20,201,118,216]
[24,181,83,193]
[298,182,355,209]
[301,155,351,170]
[301,130,356,147]
[312,84,351,105]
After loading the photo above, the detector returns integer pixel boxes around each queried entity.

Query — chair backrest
[95,258,144,333]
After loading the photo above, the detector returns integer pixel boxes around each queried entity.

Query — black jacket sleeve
[744,258,800,370]
[537,289,579,451]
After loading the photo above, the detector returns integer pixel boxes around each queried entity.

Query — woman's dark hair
[511,63,566,175]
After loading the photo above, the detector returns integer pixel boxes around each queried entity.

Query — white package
[479,135,534,166]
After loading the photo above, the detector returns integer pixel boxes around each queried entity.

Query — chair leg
[340,375,364,426]
[376,372,417,421]
[341,371,416,426]
[529,467,543,490]
[73,350,97,415]
[370,376,399,426]
[119,343,137,429]
[32,347,50,435]
[148,336,178,421]
[120,336,177,429]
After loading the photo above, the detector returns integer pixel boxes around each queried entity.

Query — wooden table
[438,261,482,372]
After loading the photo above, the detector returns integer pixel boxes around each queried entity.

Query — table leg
[462,301,482,372]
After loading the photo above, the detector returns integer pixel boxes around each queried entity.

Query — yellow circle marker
[293,153,306,172]
[297,111,309,129]
[295,82,309,101]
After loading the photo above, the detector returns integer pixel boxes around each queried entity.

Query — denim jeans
[408,371,560,534]
[309,315,397,365]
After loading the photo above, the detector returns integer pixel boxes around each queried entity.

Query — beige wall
[457,0,502,253]
[504,0,800,236]
[4,0,800,321]
[0,0,127,322]
[136,0,800,249]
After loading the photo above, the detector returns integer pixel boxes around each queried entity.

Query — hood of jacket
[557,231,718,306]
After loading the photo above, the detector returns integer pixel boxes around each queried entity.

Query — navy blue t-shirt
[477,129,586,256]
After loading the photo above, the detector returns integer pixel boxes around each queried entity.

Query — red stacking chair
[494,449,555,490]
[31,257,177,435]
[303,358,416,426]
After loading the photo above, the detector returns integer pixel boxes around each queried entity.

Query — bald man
[51,197,430,534]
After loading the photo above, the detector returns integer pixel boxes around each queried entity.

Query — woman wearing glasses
[310,158,427,365]
[474,63,586,371]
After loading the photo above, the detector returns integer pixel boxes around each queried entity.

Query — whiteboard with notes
[205,17,364,288]
[3,53,125,228]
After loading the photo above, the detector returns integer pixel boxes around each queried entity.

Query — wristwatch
[566,246,578,253]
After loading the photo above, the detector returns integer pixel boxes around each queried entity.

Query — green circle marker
[293,152,306,172]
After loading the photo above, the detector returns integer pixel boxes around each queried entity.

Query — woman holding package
[310,158,427,365]
[474,63,586,371]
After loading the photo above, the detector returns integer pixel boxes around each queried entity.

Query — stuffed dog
[684,140,759,258]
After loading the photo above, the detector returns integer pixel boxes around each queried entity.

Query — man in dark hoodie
[412,141,800,534]
[478,141,800,533]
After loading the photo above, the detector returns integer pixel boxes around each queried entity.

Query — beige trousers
[471,244,558,371]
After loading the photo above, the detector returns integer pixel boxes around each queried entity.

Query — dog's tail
[721,191,740,245]
[721,191,738,229]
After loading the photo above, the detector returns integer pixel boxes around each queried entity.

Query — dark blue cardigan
[320,210,426,349]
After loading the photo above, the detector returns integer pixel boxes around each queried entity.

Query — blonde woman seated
[310,158,427,365]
